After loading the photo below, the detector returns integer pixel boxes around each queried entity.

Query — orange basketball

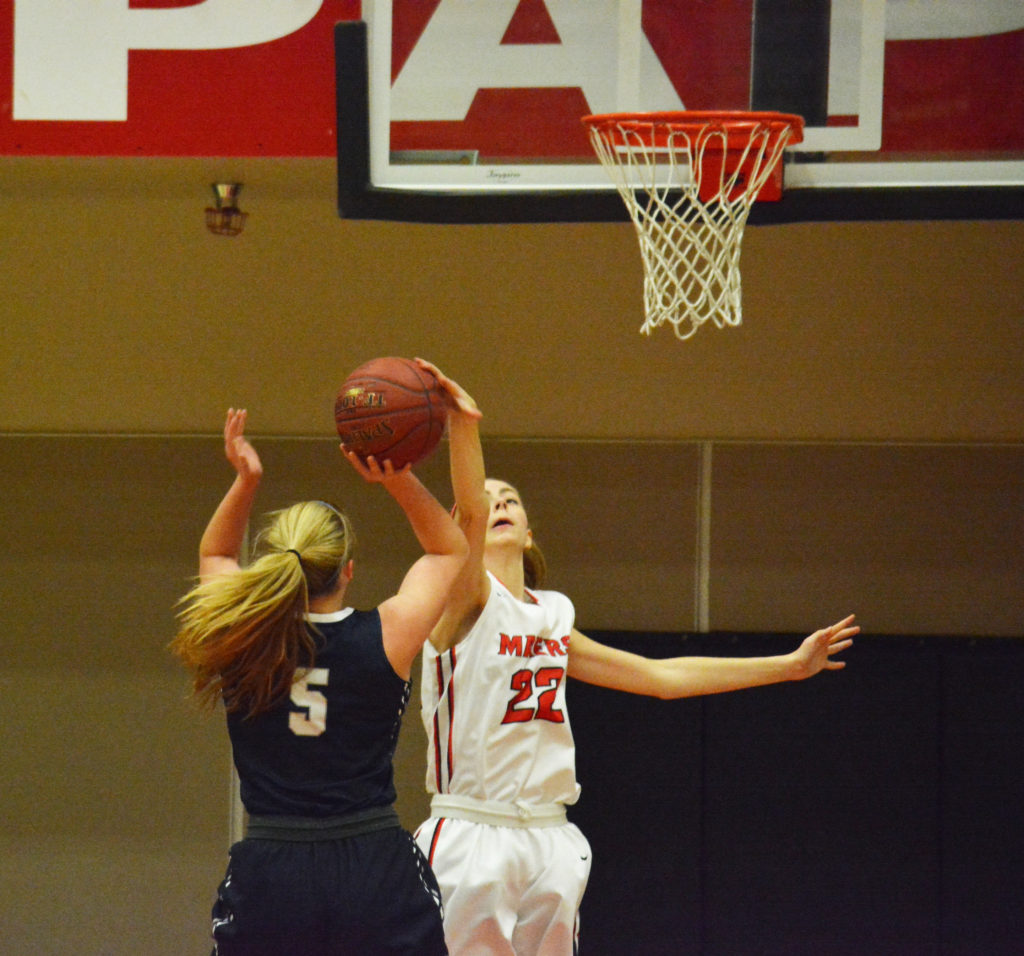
[334,357,450,469]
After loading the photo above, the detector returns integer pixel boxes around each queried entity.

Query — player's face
[484,478,532,550]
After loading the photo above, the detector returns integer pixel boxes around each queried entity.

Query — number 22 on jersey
[502,666,566,724]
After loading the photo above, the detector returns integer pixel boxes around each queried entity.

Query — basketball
[334,357,450,469]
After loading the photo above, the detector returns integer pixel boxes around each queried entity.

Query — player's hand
[415,358,482,420]
[224,408,263,483]
[791,614,858,678]
[341,445,411,484]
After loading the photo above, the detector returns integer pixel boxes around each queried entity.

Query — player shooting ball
[171,361,482,955]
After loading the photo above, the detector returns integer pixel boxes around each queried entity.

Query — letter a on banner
[390,0,682,120]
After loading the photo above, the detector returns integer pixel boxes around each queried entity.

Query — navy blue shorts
[210,825,447,955]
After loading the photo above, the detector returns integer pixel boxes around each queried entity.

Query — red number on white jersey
[502,667,566,724]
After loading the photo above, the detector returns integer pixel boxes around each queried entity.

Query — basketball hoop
[582,111,804,339]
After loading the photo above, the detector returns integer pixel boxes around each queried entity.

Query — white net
[585,112,802,339]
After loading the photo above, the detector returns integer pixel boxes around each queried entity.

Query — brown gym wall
[1,158,1021,953]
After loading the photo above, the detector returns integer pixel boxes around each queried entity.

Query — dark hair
[524,539,546,590]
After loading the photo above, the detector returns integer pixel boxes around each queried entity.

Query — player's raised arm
[361,365,483,676]
[198,408,263,583]
[414,359,491,654]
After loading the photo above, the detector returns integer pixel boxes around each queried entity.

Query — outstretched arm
[567,615,858,699]
[198,408,263,583]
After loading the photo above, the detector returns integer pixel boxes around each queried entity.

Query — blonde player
[172,363,481,956]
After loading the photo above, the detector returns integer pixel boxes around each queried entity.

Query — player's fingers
[415,357,474,409]
[366,455,395,480]
[379,458,411,479]
[340,445,371,473]
[413,357,442,377]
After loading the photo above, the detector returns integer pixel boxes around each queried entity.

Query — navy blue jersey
[226,608,411,817]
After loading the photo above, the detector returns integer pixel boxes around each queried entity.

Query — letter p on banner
[12,0,323,121]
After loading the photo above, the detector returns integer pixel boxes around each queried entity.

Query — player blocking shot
[413,459,857,956]
[171,360,482,956]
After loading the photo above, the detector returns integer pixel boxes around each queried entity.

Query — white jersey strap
[430,793,568,829]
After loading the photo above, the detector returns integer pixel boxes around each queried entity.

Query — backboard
[336,0,1024,223]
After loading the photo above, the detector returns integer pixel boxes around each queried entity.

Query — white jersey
[420,571,582,808]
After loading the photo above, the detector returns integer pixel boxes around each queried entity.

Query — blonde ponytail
[171,501,355,717]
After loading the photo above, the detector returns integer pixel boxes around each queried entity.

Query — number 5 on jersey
[290,668,329,736]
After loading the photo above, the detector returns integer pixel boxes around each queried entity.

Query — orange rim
[582,110,805,149]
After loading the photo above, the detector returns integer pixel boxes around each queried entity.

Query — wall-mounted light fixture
[205,182,248,236]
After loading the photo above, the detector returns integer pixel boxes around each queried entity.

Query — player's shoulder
[525,585,575,616]
[310,607,381,651]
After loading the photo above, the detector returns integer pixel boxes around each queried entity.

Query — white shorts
[415,812,592,956]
